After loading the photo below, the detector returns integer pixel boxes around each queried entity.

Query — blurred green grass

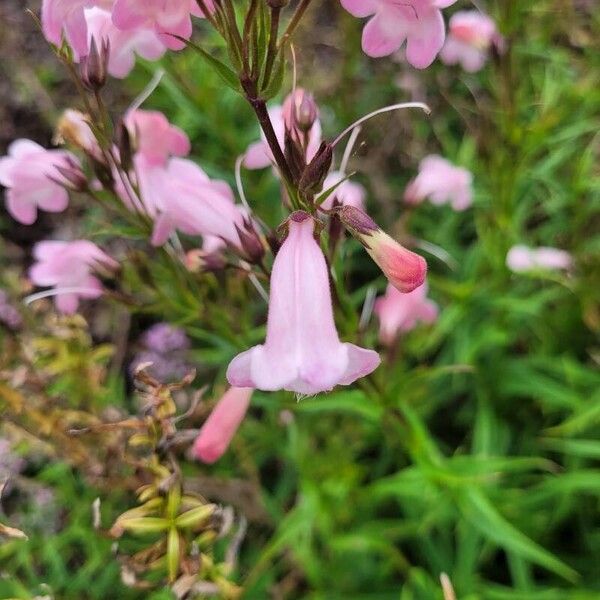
[1,0,599,598]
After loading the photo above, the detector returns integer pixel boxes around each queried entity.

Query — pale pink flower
[82,7,166,78]
[440,11,502,72]
[244,91,322,170]
[227,212,380,394]
[506,245,573,273]
[340,0,457,69]
[126,109,190,166]
[0,140,79,225]
[111,0,212,51]
[193,387,253,463]
[321,170,366,210]
[374,282,438,345]
[41,0,113,56]
[145,157,248,248]
[29,240,118,314]
[404,155,473,211]
[338,206,427,293]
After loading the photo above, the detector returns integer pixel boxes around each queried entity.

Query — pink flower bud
[193,387,253,463]
[337,206,427,293]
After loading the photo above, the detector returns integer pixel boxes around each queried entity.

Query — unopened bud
[115,120,133,173]
[185,249,226,273]
[337,205,427,293]
[234,218,266,264]
[52,156,88,191]
[80,37,109,91]
[298,142,333,197]
[283,88,318,133]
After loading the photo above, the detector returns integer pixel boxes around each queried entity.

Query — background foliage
[1,0,599,598]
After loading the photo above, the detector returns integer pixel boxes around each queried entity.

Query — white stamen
[332,102,431,148]
[339,125,362,175]
[235,155,251,212]
[128,68,165,113]
[359,285,377,331]
[24,287,102,306]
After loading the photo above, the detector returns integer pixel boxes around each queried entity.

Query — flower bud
[185,249,226,273]
[52,156,88,191]
[55,110,101,159]
[234,218,266,264]
[115,119,133,173]
[80,37,110,91]
[298,142,333,197]
[337,206,427,293]
[292,90,319,132]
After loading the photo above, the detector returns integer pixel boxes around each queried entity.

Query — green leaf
[458,487,578,582]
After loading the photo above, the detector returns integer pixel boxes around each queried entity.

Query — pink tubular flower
[82,7,166,78]
[111,0,211,51]
[374,282,438,345]
[227,212,380,394]
[340,0,457,69]
[506,245,573,273]
[29,240,118,314]
[145,157,249,248]
[126,109,190,166]
[404,155,473,211]
[244,91,322,170]
[338,205,427,293]
[193,387,253,463]
[41,0,113,56]
[321,171,366,210]
[0,140,80,225]
[440,11,502,72]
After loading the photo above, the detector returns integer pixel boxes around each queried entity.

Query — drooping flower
[506,245,573,273]
[193,387,253,463]
[82,7,166,78]
[41,0,113,56]
[227,212,380,394]
[338,205,427,293]
[125,109,191,166]
[29,240,118,314]
[0,140,80,225]
[340,0,458,69]
[404,155,473,211]
[111,0,212,51]
[135,157,254,252]
[321,170,366,210]
[440,11,502,73]
[374,282,438,345]
[244,90,322,170]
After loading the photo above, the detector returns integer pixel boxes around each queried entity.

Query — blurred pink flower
[340,0,457,68]
[506,245,573,273]
[0,140,79,225]
[112,0,211,51]
[145,157,248,248]
[41,0,113,56]
[321,171,366,210]
[126,109,190,166]
[440,11,502,72]
[374,282,438,345]
[193,387,253,463]
[404,155,473,211]
[338,206,427,293]
[244,91,322,170]
[29,240,118,314]
[81,7,166,78]
[227,212,380,394]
